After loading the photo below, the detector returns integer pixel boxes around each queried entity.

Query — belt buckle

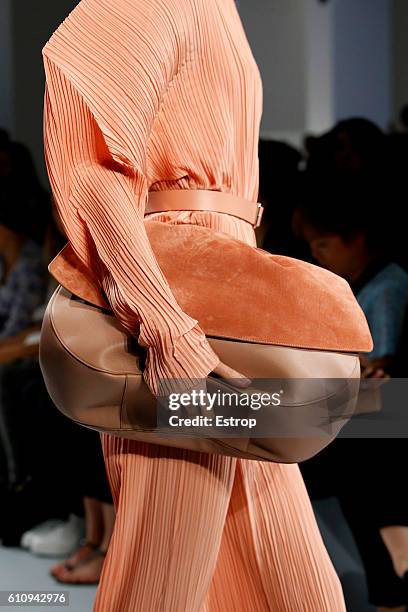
[254,203,264,229]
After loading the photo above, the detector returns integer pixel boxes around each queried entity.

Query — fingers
[362,366,388,379]
[361,366,375,378]
[212,361,252,388]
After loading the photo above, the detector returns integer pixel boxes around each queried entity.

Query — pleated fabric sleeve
[41,0,220,395]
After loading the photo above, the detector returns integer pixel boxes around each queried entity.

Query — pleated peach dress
[42,0,346,610]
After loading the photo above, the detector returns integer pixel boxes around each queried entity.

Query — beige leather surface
[39,285,361,463]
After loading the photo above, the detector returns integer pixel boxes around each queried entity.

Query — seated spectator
[294,176,408,371]
[0,130,50,339]
[0,138,50,492]
[0,219,47,340]
[0,131,114,587]
[294,175,408,612]
[0,128,51,246]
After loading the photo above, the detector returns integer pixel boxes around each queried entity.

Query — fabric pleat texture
[42,0,346,610]
[41,0,263,395]
[97,427,345,611]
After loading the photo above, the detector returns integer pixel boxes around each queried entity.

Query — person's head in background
[292,175,389,284]
[399,104,408,133]
[0,128,51,247]
[0,198,35,261]
[0,129,13,179]
[0,127,48,190]
[305,118,386,178]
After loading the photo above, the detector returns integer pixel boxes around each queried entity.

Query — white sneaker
[20,519,65,549]
[29,514,85,557]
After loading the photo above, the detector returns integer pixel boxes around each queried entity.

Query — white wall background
[0,0,404,183]
[303,0,335,134]
[1,0,79,184]
[393,0,408,119]
[238,0,393,146]
[239,0,307,144]
[333,0,392,130]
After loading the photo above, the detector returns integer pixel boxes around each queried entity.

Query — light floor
[0,499,374,612]
[0,546,96,612]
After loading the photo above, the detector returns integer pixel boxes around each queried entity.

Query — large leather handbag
[39,194,373,464]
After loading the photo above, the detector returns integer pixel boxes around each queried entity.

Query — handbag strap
[145,189,264,228]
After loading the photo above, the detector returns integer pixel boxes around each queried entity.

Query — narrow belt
[145,189,264,229]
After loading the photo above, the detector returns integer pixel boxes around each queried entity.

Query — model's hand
[212,360,252,388]
[185,360,252,419]
[360,355,392,379]
[153,340,252,419]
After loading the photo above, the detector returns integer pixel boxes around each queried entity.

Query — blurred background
[1,1,408,611]
[1,0,407,184]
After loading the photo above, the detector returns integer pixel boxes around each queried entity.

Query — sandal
[49,540,101,578]
[53,548,107,585]
[63,540,100,570]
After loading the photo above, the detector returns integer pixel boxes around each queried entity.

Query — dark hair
[294,173,388,254]
[0,128,11,151]
[335,118,384,151]
[305,117,386,176]
[400,105,408,128]
[0,130,51,243]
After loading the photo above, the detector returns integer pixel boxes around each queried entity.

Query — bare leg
[380,526,408,578]
[99,502,115,552]
[51,497,104,577]
[53,502,116,584]
[377,606,407,612]
[53,500,114,584]
[84,497,105,545]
